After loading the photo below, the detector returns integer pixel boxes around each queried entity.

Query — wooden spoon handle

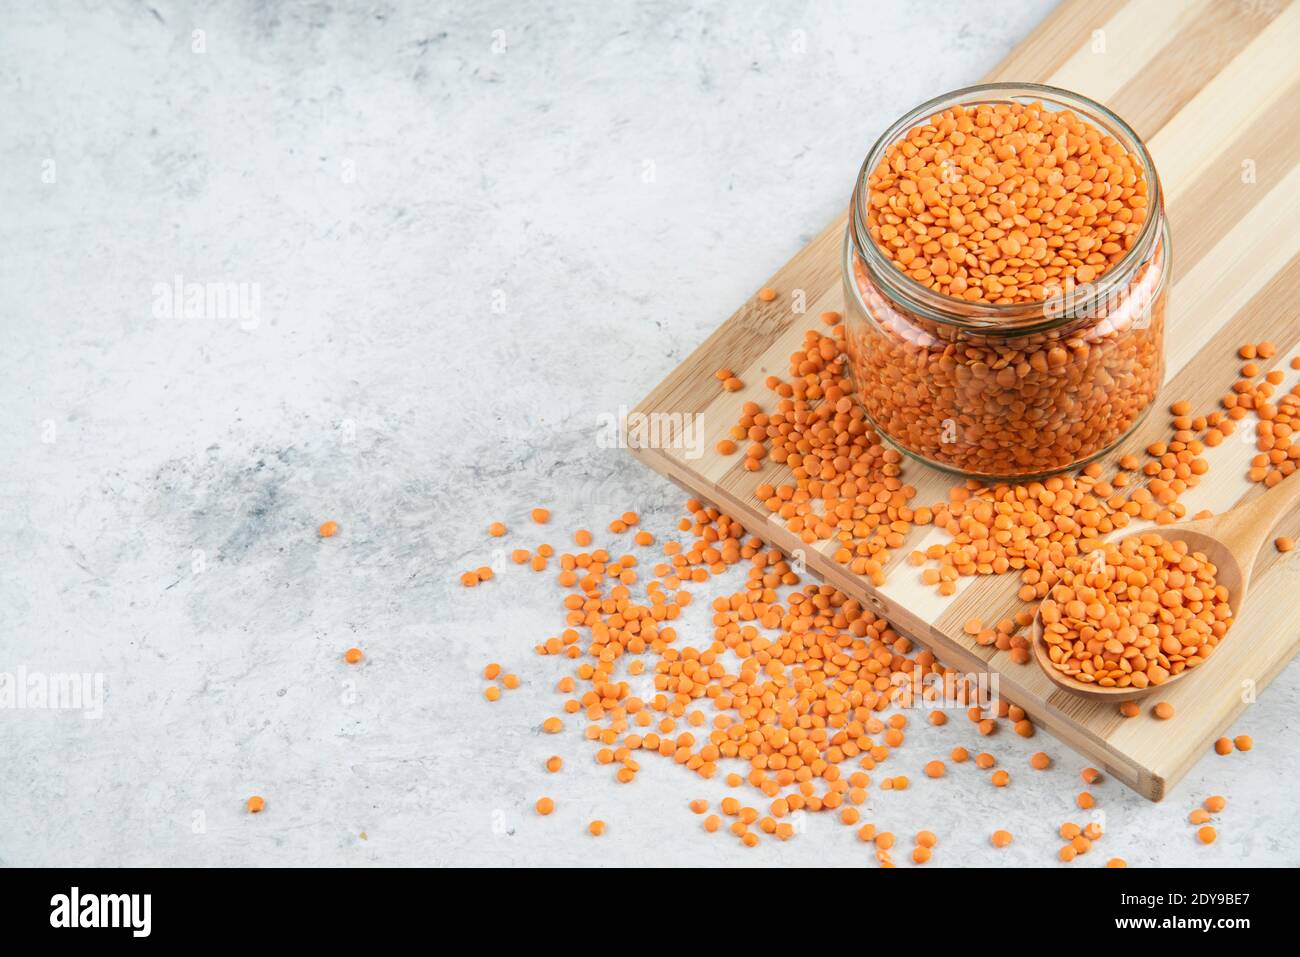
[1216,472,1300,562]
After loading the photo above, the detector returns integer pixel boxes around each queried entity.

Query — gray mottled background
[2,0,1295,867]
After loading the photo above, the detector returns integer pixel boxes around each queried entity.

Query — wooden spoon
[1033,474,1300,700]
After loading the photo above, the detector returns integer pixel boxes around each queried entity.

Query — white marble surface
[2,0,1296,868]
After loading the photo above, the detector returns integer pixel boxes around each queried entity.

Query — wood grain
[627,0,1300,800]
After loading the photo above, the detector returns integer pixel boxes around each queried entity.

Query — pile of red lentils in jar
[865,100,1149,304]
[846,99,1170,478]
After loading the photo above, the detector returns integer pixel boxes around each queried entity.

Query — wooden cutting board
[629,0,1300,801]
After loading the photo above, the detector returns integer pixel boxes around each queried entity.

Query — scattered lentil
[453,334,1296,862]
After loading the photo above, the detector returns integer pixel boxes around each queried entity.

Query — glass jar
[843,83,1169,480]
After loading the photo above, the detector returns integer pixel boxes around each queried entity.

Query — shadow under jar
[844,83,1170,480]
